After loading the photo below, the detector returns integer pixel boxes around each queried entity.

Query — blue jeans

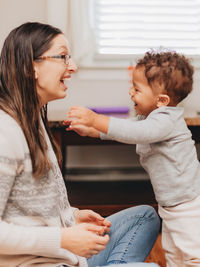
[87,205,160,267]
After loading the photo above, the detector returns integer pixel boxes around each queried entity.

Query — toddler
[66,52,200,266]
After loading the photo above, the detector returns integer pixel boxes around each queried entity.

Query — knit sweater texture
[0,110,88,267]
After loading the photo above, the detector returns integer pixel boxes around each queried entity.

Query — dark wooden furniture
[50,118,200,175]
[50,122,123,176]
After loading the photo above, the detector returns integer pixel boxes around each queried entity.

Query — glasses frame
[35,54,71,65]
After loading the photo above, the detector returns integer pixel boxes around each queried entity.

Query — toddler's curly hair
[136,51,194,105]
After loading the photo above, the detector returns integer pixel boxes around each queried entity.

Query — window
[90,0,200,58]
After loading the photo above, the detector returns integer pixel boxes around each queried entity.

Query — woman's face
[34,34,77,106]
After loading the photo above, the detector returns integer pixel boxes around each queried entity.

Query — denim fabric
[87,205,160,267]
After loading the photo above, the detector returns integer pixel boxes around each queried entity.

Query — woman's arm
[0,122,62,256]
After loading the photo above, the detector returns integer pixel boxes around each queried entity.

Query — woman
[0,22,160,267]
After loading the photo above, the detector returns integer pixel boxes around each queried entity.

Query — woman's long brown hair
[0,22,62,178]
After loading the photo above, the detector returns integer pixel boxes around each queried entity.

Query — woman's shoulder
[0,110,23,137]
[0,110,28,157]
[0,109,19,125]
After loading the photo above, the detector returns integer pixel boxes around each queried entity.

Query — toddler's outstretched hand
[67,106,97,127]
[67,106,110,134]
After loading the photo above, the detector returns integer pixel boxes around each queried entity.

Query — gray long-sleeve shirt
[100,106,200,207]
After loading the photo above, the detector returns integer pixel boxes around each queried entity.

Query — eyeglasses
[35,54,71,65]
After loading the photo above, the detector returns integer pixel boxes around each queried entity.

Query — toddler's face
[129,66,159,116]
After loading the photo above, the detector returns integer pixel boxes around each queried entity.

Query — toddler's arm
[67,106,175,144]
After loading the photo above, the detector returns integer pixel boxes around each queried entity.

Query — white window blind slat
[99,27,200,38]
[98,0,198,6]
[90,0,200,56]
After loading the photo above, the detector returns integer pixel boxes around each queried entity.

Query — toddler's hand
[67,106,97,127]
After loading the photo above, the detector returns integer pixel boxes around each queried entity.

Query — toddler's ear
[157,94,170,107]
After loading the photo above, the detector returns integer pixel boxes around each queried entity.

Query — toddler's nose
[129,86,135,96]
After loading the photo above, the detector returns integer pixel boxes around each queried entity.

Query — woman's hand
[74,209,111,234]
[63,121,100,138]
[61,223,110,258]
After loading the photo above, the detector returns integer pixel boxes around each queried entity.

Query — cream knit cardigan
[0,110,88,267]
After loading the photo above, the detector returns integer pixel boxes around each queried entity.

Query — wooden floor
[146,234,166,267]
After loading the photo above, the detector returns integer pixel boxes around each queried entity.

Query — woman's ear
[33,63,38,79]
[157,94,170,107]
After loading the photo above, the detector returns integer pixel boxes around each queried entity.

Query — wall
[0,0,48,50]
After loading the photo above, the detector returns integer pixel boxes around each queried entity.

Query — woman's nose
[67,58,77,73]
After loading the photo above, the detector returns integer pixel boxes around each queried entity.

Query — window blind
[90,0,200,56]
